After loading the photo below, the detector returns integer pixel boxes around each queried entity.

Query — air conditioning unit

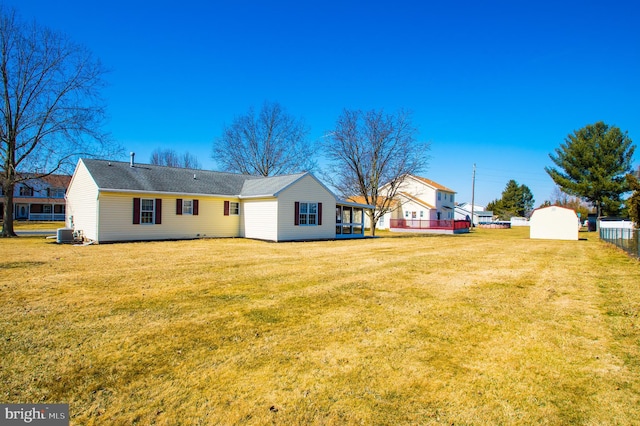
[56,228,74,244]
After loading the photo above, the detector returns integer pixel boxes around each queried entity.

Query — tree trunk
[1,184,17,237]
[369,213,377,237]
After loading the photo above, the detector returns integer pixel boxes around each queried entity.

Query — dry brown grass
[2,221,64,231]
[1,228,639,425]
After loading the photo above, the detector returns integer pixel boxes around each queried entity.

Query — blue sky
[8,0,639,205]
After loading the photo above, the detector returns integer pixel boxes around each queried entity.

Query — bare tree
[212,101,316,176]
[0,6,115,237]
[181,151,200,169]
[150,149,180,167]
[150,148,201,169]
[323,108,429,236]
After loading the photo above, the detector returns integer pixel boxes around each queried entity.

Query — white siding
[276,175,335,241]
[66,160,100,240]
[398,199,435,221]
[530,206,579,241]
[400,178,434,203]
[396,176,455,219]
[373,211,391,230]
[96,193,242,242]
[242,198,278,241]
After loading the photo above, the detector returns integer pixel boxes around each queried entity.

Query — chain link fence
[600,227,639,258]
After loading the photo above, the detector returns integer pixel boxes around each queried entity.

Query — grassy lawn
[1,228,639,425]
[2,221,65,231]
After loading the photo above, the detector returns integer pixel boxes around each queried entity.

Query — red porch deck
[389,219,471,234]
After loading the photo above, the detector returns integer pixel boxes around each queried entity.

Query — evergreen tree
[545,121,635,217]
[626,173,640,226]
[488,180,535,220]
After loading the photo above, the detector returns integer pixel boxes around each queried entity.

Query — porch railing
[390,219,471,230]
[28,213,66,221]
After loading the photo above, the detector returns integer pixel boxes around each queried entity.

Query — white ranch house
[66,158,372,243]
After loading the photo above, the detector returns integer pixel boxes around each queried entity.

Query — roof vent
[193,173,197,180]
[130,152,135,167]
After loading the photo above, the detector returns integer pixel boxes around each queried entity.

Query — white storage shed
[529,206,579,241]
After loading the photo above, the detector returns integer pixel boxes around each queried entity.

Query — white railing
[28,213,66,221]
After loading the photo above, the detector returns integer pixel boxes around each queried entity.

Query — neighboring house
[454,202,494,226]
[66,158,372,243]
[0,174,71,221]
[529,206,579,241]
[351,174,469,234]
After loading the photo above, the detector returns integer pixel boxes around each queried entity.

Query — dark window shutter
[224,200,230,216]
[155,199,162,224]
[193,199,199,215]
[133,198,141,224]
[176,199,182,215]
[294,202,300,226]
[318,202,322,225]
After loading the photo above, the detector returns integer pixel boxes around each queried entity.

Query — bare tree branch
[322,108,429,236]
[150,148,201,169]
[1,6,119,237]
[212,101,316,176]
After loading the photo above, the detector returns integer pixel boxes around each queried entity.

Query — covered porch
[335,202,371,238]
[11,200,66,221]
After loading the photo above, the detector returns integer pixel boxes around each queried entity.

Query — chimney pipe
[130,152,135,167]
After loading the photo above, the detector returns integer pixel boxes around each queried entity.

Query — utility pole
[470,164,476,229]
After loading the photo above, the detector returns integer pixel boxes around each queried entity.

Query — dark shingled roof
[81,159,308,197]
[240,173,307,197]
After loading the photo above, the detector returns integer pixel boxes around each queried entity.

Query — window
[353,208,362,224]
[300,202,317,225]
[19,186,33,196]
[43,205,52,214]
[177,198,198,215]
[341,206,352,225]
[183,200,193,215]
[295,202,321,226]
[47,188,65,198]
[141,199,155,224]
[438,192,441,201]
[133,198,161,225]
[223,201,239,216]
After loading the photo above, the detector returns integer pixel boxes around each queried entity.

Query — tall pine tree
[545,122,635,217]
